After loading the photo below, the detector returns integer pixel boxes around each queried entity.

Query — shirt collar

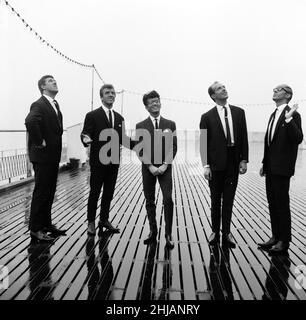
[275,104,287,113]
[150,115,161,122]
[101,104,113,114]
[216,103,229,112]
[43,94,55,104]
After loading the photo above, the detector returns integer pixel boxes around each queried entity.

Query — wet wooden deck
[0,143,306,300]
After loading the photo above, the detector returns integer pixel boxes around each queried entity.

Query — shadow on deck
[0,143,306,300]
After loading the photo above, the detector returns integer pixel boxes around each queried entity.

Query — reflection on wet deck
[0,143,306,300]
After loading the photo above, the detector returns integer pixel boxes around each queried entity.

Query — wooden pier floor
[0,143,306,300]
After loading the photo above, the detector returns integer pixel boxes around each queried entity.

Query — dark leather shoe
[30,230,54,242]
[223,233,236,248]
[268,241,289,255]
[87,222,96,236]
[258,237,277,250]
[99,220,120,233]
[165,235,174,249]
[144,232,157,245]
[208,232,220,245]
[44,225,67,236]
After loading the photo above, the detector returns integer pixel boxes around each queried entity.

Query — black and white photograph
[0,0,306,310]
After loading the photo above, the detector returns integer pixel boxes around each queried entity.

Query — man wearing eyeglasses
[135,90,177,249]
[258,84,303,255]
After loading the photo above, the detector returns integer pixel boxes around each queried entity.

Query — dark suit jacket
[262,106,303,177]
[81,107,133,167]
[25,96,63,164]
[199,105,249,171]
[135,116,177,167]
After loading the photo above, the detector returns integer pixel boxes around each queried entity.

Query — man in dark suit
[135,90,177,249]
[258,84,303,254]
[199,81,249,248]
[81,84,134,235]
[25,75,66,242]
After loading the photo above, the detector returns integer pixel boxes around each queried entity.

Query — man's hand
[148,165,160,176]
[157,163,168,175]
[82,134,93,145]
[36,139,46,148]
[239,161,247,174]
[259,165,265,177]
[204,167,212,180]
[285,103,298,119]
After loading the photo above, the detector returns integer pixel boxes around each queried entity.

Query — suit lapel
[266,112,275,133]
[41,96,61,130]
[271,105,289,143]
[159,116,165,131]
[113,111,124,134]
[229,105,237,142]
[145,117,154,133]
[113,111,119,129]
[265,112,275,145]
[213,107,226,141]
[98,107,111,128]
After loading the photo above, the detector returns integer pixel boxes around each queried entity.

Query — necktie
[53,100,60,115]
[223,107,232,146]
[53,100,62,127]
[268,109,277,146]
[108,109,113,128]
[154,118,158,129]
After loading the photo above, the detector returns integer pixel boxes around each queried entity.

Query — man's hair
[38,75,54,94]
[280,84,293,103]
[208,81,219,101]
[143,90,160,106]
[99,84,115,97]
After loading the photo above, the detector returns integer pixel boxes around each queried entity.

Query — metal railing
[0,150,28,182]
[0,128,304,184]
[0,130,68,184]
[0,128,30,184]
[0,145,68,183]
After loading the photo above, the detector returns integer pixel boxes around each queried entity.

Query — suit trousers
[142,165,173,237]
[29,162,59,232]
[265,173,291,242]
[209,147,239,235]
[87,164,119,223]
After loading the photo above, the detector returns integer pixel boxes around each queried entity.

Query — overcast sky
[1,0,306,134]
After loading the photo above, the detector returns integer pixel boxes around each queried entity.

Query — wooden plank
[1,143,306,300]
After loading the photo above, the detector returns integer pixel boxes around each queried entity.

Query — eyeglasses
[147,98,160,106]
[273,87,291,94]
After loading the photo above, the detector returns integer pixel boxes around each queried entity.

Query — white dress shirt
[150,115,161,129]
[216,103,235,144]
[43,94,58,115]
[268,104,289,142]
[102,104,114,128]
